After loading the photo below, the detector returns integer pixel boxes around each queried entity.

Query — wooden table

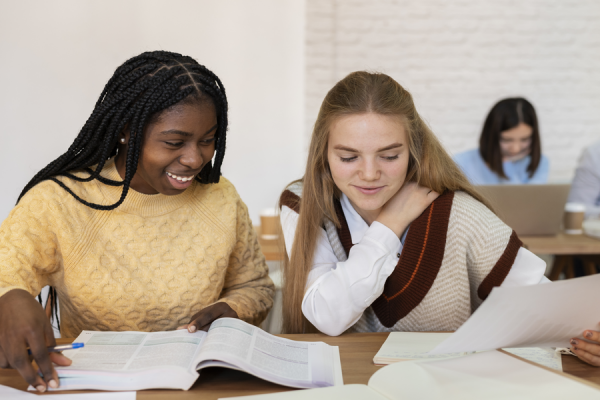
[261,231,600,264]
[1,333,599,399]
[521,233,600,255]
[521,234,600,280]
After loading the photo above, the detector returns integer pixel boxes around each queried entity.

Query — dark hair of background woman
[16,50,228,330]
[479,97,540,180]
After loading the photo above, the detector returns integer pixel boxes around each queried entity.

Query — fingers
[584,329,600,343]
[186,303,239,333]
[36,316,60,388]
[49,352,72,367]
[571,336,600,367]
[0,289,60,391]
[10,338,47,392]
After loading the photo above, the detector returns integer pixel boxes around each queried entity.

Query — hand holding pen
[28,343,84,355]
[0,289,73,392]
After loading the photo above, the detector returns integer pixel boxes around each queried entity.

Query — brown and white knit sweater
[281,184,530,334]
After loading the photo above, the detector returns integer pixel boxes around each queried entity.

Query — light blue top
[454,149,549,185]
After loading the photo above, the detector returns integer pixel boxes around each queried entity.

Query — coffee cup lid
[565,202,586,212]
[260,207,278,217]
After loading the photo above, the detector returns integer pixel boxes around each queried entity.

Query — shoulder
[9,178,95,231]
[450,191,499,228]
[582,141,600,163]
[454,149,482,165]
[18,177,87,213]
[279,180,303,213]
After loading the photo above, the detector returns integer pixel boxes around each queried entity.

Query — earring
[120,138,126,144]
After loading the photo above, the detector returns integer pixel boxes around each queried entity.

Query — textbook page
[430,274,600,354]
[503,347,562,371]
[197,318,342,389]
[55,329,206,390]
[62,329,205,371]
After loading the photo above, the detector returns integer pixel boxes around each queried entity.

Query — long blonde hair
[281,71,490,334]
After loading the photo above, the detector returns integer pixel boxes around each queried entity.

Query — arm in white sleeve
[568,144,600,219]
[280,206,401,336]
[500,247,548,287]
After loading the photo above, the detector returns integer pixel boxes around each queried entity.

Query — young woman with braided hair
[0,51,274,391]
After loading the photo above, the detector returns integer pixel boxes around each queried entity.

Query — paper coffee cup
[260,208,280,240]
[564,202,585,235]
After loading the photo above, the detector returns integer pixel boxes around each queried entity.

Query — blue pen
[28,342,84,355]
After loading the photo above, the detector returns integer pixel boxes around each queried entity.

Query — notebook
[476,184,570,236]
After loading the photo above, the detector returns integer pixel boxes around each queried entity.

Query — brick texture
[306,0,600,181]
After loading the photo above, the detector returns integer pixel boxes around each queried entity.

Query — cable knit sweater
[0,159,274,337]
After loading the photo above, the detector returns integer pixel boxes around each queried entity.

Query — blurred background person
[454,98,549,185]
[568,140,600,220]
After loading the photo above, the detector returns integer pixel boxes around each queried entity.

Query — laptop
[475,184,571,236]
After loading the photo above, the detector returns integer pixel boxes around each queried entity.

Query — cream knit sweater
[0,159,274,337]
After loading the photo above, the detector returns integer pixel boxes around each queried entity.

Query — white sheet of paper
[219,384,386,400]
[0,384,33,398]
[2,383,135,399]
[430,274,600,354]
[374,332,462,361]
[369,351,600,400]
[374,332,564,371]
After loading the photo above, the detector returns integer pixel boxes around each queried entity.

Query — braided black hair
[18,50,228,209]
[21,51,228,329]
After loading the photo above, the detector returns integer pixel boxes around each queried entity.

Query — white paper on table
[0,384,33,398]
[430,274,600,354]
[369,351,600,400]
[374,332,463,361]
[2,383,135,399]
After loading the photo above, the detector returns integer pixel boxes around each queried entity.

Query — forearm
[219,274,274,325]
[302,222,401,336]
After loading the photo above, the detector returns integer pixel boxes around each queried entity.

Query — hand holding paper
[570,327,600,366]
[429,274,600,357]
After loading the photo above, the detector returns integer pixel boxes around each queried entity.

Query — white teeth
[167,172,194,182]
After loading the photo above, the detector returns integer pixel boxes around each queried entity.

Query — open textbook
[223,351,600,400]
[49,318,342,391]
[373,332,562,370]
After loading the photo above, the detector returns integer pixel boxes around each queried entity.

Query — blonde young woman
[279,72,600,367]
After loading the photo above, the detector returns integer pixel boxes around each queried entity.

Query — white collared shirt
[280,193,547,336]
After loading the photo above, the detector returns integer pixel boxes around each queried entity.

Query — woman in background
[568,140,600,220]
[454,98,549,184]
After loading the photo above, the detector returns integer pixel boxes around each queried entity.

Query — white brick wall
[306,0,600,181]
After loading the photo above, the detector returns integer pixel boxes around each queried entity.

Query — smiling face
[116,101,218,195]
[327,113,410,224]
[499,122,533,162]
